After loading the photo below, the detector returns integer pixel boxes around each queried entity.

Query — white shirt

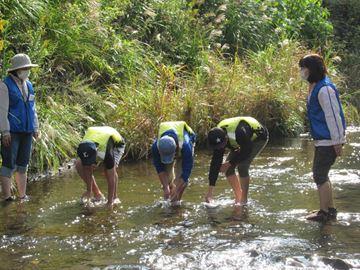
[313,85,346,146]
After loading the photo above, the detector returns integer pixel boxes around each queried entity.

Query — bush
[196,0,333,55]
[324,0,360,109]
[0,0,358,173]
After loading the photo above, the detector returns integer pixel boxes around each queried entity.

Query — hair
[298,54,327,83]
[9,70,18,77]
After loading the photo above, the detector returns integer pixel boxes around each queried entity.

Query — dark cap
[77,141,97,166]
[207,127,227,149]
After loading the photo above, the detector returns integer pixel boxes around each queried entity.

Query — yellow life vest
[217,116,262,148]
[82,126,123,159]
[158,121,194,149]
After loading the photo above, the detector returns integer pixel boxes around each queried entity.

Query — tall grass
[0,0,358,173]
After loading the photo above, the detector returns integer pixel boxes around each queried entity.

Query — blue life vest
[307,76,346,140]
[4,76,36,133]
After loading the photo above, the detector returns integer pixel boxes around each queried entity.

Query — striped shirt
[314,85,346,146]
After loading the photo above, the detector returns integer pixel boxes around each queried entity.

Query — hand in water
[163,185,171,200]
[81,191,92,202]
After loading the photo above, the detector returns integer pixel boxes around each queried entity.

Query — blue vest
[307,76,346,140]
[4,76,36,133]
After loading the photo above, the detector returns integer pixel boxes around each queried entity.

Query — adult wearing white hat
[0,53,39,202]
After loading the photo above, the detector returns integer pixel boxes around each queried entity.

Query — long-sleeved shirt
[0,74,39,135]
[208,121,253,186]
[313,85,346,146]
[152,130,195,182]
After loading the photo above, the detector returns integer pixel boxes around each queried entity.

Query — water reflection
[0,129,359,269]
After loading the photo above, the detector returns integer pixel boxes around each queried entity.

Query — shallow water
[0,128,359,270]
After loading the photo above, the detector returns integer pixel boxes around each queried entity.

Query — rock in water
[321,257,352,270]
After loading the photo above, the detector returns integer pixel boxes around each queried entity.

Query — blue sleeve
[151,140,165,174]
[181,132,194,183]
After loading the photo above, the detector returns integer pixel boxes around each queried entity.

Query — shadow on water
[0,128,359,269]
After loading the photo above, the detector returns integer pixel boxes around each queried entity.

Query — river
[0,128,359,269]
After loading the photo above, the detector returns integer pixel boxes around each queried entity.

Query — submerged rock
[248,249,260,257]
[321,257,352,270]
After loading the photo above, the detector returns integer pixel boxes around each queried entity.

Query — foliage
[323,0,360,108]
[0,0,358,173]
[196,0,333,55]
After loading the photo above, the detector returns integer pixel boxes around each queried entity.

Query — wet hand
[163,185,171,200]
[333,144,343,156]
[2,134,11,147]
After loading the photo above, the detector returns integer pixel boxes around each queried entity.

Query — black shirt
[208,121,254,186]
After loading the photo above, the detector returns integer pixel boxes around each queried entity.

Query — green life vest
[158,121,194,149]
[82,126,123,159]
[217,116,262,148]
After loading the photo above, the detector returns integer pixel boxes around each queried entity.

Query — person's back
[75,126,125,208]
[206,116,268,205]
[151,121,196,203]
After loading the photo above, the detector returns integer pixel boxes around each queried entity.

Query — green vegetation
[0,0,359,172]
[324,0,360,109]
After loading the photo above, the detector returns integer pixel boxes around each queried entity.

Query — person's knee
[225,165,236,177]
[15,165,27,174]
[0,166,14,178]
[313,174,328,187]
[238,166,249,178]
[75,159,82,173]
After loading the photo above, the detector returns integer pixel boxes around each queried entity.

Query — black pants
[313,146,337,186]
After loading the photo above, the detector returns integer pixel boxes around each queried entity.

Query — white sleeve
[33,103,39,132]
[318,86,345,144]
[114,144,125,165]
[0,82,10,135]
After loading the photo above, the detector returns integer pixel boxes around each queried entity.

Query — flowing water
[0,128,359,270]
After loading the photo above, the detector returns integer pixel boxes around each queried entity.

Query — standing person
[75,126,125,207]
[152,121,196,204]
[299,54,346,222]
[0,53,39,202]
[206,116,268,205]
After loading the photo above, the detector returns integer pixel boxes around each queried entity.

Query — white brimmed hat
[7,53,38,72]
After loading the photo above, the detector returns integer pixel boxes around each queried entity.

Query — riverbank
[0,1,359,174]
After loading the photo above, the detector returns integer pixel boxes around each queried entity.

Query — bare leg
[75,159,100,198]
[114,169,119,200]
[318,181,332,212]
[205,186,215,203]
[1,176,12,199]
[328,181,335,208]
[104,167,116,205]
[227,174,242,203]
[14,172,27,198]
[239,176,250,204]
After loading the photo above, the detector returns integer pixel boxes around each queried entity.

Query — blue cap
[158,135,177,164]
